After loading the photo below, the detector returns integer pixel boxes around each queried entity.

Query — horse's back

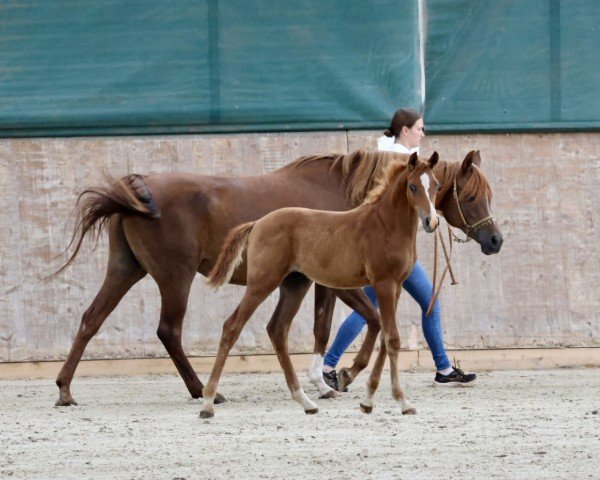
[248,207,369,288]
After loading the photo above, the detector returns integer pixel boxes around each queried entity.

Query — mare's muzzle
[474,227,503,255]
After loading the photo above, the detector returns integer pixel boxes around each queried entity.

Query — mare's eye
[409,184,417,192]
[467,195,476,202]
[436,184,441,192]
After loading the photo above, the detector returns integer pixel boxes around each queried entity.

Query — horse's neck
[278,157,343,189]
[367,178,419,242]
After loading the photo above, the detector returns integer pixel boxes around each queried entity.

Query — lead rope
[426,223,458,316]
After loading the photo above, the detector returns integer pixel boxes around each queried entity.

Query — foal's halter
[450,178,495,243]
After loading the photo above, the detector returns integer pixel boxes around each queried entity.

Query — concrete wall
[1,132,598,362]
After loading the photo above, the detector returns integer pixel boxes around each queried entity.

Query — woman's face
[402,117,425,149]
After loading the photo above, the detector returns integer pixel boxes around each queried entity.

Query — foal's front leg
[362,282,416,415]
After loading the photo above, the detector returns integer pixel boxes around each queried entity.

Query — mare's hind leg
[267,274,325,410]
[155,271,224,403]
[310,284,337,398]
[333,288,381,391]
[200,281,279,419]
[55,218,146,406]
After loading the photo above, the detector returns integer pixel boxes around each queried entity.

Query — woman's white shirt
[377,135,419,154]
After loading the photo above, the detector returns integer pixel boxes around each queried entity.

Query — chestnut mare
[54,149,502,407]
[204,153,440,418]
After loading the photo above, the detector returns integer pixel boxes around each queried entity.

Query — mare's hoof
[199,410,214,419]
[338,368,353,390]
[319,390,338,400]
[214,393,227,404]
[402,408,417,415]
[55,398,78,407]
[359,404,373,414]
[304,408,319,415]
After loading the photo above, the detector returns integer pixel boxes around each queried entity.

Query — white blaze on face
[419,172,437,219]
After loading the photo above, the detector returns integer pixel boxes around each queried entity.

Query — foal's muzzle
[423,214,439,233]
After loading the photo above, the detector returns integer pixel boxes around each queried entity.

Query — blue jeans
[323,261,451,371]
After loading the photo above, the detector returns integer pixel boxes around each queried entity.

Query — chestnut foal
[203,152,440,418]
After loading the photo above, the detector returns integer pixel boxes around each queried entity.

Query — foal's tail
[208,222,256,288]
[51,174,161,278]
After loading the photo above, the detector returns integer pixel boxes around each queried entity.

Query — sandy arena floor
[0,369,599,480]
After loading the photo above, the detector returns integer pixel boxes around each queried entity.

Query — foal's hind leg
[200,282,279,419]
[333,288,381,391]
[268,274,325,409]
[360,337,386,414]
[55,218,146,406]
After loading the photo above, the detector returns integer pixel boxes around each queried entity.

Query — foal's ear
[408,152,418,169]
[428,151,439,169]
[461,150,480,173]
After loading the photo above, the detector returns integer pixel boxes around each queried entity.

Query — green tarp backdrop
[0,0,598,137]
[425,0,600,132]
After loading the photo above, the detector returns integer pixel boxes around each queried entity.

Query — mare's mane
[284,150,409,207]
[285,150,492,206]
[447,162,493,202]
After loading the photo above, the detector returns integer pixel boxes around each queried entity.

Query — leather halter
[450,178,495,243]
[426,176,496,315]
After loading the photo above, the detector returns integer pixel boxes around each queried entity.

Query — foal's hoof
[55,397,78,407]
[338,368,353,390]
[199,410,214,419]
[214,393,227,404]
[319,389,338,400]
[359,404,373,414]
[402,407,417,415]
[304,407,319,415]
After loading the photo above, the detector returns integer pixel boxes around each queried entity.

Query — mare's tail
[208,222,256,287]
[51,174,160,277]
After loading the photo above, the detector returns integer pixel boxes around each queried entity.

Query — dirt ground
[1,369,599,480]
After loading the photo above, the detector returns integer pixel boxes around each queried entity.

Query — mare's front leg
[309,284,338,398]
[362,281,416,415]
[333,288,381,391]
[200,283,276,419]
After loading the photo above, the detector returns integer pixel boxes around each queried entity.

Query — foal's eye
[409,184,417,192]
[436,184,441,192]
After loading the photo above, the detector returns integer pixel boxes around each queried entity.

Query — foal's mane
[362,161,408,205]
[285,150,409,207]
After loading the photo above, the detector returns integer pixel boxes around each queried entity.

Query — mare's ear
[428,151,439,169]
[408,152,418,169]
[461,150,479,173]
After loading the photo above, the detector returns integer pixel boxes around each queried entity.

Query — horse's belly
[295,256,368,290]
